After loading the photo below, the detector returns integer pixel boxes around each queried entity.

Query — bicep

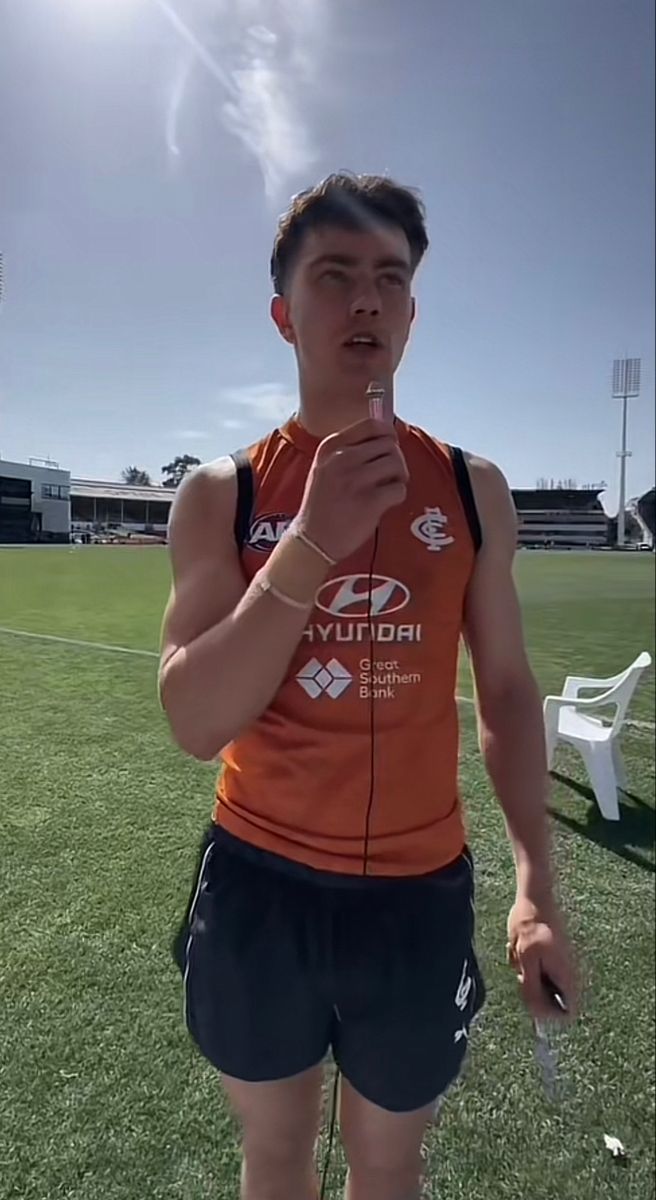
[159,462,248,668]
[464,556,529,698]
[463,458,531,703]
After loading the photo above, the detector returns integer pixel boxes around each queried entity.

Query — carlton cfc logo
[411,507,455,551]
[315,575,411,618]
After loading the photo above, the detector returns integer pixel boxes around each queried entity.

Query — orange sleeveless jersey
[214,415,479,877]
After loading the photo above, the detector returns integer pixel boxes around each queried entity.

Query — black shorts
[175,826,485,1114]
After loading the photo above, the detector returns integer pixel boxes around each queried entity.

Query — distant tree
[536,477,579,490]
[161,455,201,488]
[122,466,152,486]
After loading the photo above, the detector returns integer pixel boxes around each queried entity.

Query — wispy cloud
[165,50,194,158]
[219,383,297,424]
[156,0,327,197]
[175,428,211,440]
[219,417,248,430]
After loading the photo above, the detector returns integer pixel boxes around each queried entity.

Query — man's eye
[321,269,347,282]
[381,273,405,287]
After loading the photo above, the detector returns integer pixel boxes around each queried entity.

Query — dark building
[0,459,71,543]
[637,487,655,541]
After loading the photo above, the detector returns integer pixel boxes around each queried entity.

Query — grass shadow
[550,771,655,874]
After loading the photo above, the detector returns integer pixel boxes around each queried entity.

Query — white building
[514,488,608,548]
[70,478,173,537]
[0,459,71,543]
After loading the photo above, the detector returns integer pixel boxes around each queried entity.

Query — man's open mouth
[343,333,383,348]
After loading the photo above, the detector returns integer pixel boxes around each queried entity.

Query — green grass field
[0,548,654,1200]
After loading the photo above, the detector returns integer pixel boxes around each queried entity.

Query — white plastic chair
[543,651,652,821]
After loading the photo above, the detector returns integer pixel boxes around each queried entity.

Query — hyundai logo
[315,575,411,618]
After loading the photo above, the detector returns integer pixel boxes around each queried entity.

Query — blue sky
[1,0,654,510]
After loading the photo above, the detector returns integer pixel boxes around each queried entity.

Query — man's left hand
[507,897,579,1022]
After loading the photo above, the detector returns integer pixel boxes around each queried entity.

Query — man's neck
[296,377,385,439]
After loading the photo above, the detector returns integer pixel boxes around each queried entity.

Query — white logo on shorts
[453,957,474,1044]
[455,957,473,1011]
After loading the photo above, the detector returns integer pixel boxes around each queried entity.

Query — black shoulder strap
[450,446,482,553]
[230,449,255,553]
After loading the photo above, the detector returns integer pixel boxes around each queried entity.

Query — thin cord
[319,1067,340,1199]
[362,525,380,876]
[318,525,380,1195]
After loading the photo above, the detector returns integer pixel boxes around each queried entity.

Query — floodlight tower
[612,358,641,546]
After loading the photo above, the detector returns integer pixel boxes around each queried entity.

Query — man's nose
[349,287,381,317]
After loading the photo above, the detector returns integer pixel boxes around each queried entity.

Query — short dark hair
[270,172,429,294]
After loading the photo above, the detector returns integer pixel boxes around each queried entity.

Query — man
[160,173,576,1200]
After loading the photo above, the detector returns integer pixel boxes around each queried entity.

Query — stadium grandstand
[0,460,172,544]
[70,478,172,541]
[2,458,645,551]
[514,486,609,549]
[71,481,611,549]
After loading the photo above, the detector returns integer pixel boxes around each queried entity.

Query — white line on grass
[1,626,653,731]
[0,627,476,707]
[0,626,158,658]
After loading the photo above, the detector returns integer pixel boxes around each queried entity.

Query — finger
[335,438,403,470]
[330,417,396,446]
[355,454,408,491]
[521,958,575,1022]
[352,436,401,464]
[517,955,557,1021]
[374,480,408,512]
[519,981,558,1022]
[541,962,579,1020]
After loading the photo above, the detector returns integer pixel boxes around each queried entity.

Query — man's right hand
[297,418,408,562]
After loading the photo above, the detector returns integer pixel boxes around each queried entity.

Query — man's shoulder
[403,422,506,482]
[399,419,449,455]
[462,455,516,550]
[185,423,283,479]
[227,424,290,469]
[462,452,509,492]
[168,457,238,538]
[400,420,475,468]
[174,423,288,505]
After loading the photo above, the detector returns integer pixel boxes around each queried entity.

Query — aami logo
[315,575,410,619]
[247,513,293,552]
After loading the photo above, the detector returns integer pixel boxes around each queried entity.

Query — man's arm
[464,454,577,1019]
[159,419,410,762]
[159,459,331,761]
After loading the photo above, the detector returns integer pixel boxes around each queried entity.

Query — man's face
[271,223,416,394]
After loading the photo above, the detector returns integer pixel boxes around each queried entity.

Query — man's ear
[271,294,295,344]
[410,297,417,325]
